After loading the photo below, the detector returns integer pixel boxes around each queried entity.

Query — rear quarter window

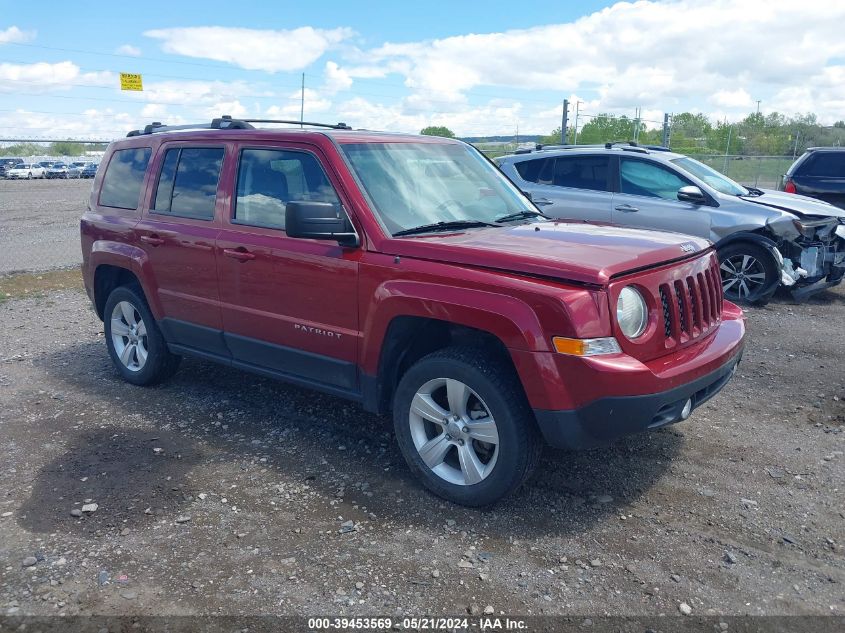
[99,148,152,210]
[800,152,845,177]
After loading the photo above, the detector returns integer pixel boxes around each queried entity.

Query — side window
[233,148,340,230]
[552,156,610,191]
[514,158,549,183]
[153,147,224,220]
[803,152,845,177]
[620,159,691,200]
[99,147,152,209]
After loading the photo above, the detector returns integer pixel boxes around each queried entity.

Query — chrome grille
[657,259,723,345]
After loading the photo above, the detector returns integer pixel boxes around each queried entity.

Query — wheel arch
[364,316,525,416]
[89,242,159,320]
[714,232,783,299]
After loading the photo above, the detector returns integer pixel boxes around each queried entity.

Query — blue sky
[2,0,844,141]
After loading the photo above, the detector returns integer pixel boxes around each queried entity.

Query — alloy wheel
[408,377,499,486]
[720,254,766,300]
[110,300,149,372]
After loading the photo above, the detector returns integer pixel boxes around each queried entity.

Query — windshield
[340,142,533,235]
[670,156,748,196]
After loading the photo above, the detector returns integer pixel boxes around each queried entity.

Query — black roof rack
[127,115,351,137]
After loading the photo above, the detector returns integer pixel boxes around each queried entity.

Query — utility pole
[633,106,641,143]
[573,101,581,145]
[300,73,305,128]
[723,120,733,173]
[561,99,569,145]
[755,100,761,116]
[662,113,670,147]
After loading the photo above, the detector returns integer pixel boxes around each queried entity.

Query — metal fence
[685,154,791,190]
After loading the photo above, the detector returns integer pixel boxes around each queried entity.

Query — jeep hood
[743,189,845,220]
[383,221,711,286]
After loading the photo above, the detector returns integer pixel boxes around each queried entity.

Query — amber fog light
[617,286,648,339]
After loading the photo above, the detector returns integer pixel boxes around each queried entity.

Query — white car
[7,163,45,179]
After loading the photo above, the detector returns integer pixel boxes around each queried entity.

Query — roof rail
[127,115,351,137]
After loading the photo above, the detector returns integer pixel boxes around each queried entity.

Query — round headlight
[617,286,648,339]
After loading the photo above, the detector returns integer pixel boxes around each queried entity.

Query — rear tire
[717,242,778,305]
[393,346,541,507]
[103,284,180,386]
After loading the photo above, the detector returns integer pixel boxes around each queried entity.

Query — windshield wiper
[392,220,500,237]
[494,209,549,223]
[740,186,764,197]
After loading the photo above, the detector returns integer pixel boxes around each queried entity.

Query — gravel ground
[0,179,91,274]
[0,285,843,621]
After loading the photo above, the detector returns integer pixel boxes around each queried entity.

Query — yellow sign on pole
[120,73,143,91]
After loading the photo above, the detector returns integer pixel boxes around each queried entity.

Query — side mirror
[285,201,359,247]
[677,185,706,205]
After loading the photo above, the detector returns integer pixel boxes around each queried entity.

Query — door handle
[223,248,255,262]
[614,204,639,212]
[532,197,554,206]
[140,234,165,246]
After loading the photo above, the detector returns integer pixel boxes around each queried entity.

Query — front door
[611,157,711,238]
[215,144,360,393]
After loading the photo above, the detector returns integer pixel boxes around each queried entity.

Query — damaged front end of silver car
[770,216,845,300]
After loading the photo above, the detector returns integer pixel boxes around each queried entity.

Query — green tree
[420,126,455,138]
[49,141,88,156]
[575,114,636,145]
[539,127,564,146]
[0,142,45,156]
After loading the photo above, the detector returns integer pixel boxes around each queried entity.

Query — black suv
[782,147,845,209]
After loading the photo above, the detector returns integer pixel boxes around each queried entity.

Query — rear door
[512,154,612,222]
[135,143,227,354]
[611,156,710,238]
[793,152,845,209]
[215,143,360,393]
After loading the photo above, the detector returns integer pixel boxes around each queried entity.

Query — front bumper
[533,350,742,450]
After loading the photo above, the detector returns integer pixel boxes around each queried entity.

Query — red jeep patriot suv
[81,117,745,506]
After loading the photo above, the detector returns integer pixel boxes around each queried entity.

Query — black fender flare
[714,232,783,296]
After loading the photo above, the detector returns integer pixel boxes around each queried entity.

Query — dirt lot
[0,178,90,274]
[0,277,843,623]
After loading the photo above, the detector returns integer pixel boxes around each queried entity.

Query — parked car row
[495,143,845,304]
[0,159,99,179]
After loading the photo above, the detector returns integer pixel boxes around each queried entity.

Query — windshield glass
[670,156,748,196]
[340,142,533,235]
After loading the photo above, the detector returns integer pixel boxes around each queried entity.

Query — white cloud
[144,26,354,72]
[266,88,333,121]
[0,61,114,92]
[354,0,845,123]
[0,108,134,140]
[116,44,141,57]
[323,61,352,94]
[710,88,753,109]
[0,26,35,44]
[130,79,273,106]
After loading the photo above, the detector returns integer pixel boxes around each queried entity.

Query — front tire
[717,242,778,305]
[393,346,541,507]
[103,284,180,386]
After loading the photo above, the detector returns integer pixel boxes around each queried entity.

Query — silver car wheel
[720,254,766,300]
[110,300,149,372]
[408,377,499,486]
